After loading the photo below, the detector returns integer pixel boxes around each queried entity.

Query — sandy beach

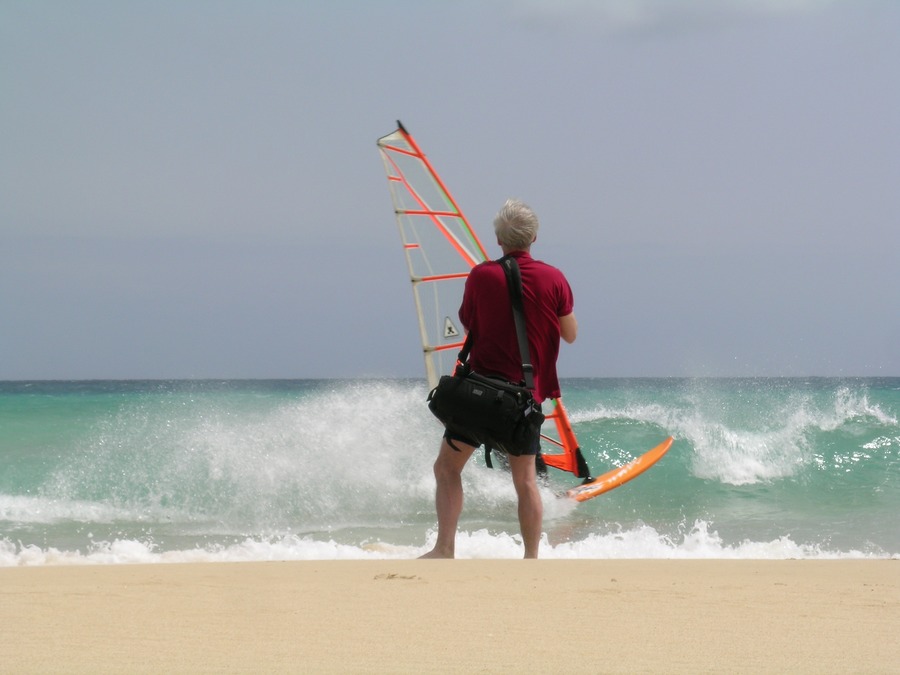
[1,560,897,674]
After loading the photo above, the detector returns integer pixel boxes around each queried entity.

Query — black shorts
[443,404,542,457]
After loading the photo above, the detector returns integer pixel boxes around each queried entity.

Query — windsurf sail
[377,121,592,481]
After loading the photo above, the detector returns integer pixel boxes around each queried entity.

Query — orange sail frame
[377,121,591,480]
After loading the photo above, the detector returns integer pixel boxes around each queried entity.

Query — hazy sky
[2,0,898,379]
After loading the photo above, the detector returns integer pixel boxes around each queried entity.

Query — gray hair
[493,198,539,251]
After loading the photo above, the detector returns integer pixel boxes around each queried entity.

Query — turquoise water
[1,378,898,564]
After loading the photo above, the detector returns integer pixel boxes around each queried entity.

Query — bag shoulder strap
[499,255,534,391]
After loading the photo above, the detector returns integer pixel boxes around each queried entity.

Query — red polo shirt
[459,251,574,402]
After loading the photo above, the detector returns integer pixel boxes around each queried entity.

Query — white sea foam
[0,494,134,525]
[2,521,893,567]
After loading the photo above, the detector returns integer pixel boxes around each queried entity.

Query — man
[420,198,577,559]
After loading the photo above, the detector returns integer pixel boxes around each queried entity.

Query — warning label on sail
[443,317,460,339]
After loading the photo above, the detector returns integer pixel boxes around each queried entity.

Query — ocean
[1,378,898,565]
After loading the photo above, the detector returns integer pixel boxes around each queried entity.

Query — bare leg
[508,453,543,559]
[419,438,476,559]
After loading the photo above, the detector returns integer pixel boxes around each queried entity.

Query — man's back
[459,250,574,402]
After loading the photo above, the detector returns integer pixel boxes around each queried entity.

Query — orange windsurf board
[566,436,674,502]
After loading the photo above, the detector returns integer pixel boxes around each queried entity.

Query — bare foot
[418,548,453,559]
